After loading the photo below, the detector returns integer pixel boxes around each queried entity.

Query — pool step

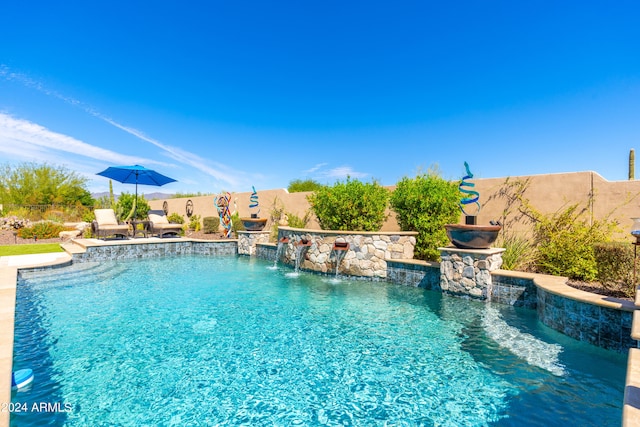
[20,262,130,290]
[20,261,111,279]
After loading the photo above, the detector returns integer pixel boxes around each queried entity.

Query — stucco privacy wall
[476,171,640,238]
[150,171,640,239]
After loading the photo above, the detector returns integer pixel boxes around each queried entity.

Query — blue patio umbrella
[97,165,176,218]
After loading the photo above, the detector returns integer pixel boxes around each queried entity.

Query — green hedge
[307,178,390,231]
[390,173,460,261]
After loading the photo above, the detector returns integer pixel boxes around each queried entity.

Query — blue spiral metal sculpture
[459,161,481,216]
[249,185,260,216]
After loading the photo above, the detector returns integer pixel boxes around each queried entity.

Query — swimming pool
[11,255,625,426]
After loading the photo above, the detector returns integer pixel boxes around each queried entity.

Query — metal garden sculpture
[214,192,233,238]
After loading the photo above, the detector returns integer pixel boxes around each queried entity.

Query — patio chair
[147,210,183,238]
[91,209,129,240]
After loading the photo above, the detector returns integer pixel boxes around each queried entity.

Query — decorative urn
[444,161,501,249]
[240,186,267,231]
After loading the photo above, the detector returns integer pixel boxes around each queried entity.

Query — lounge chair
[147,210,183,238]
[91,209,129,240]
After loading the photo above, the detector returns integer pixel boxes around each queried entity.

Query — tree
[0,162,95,207]
[288,179,324,193]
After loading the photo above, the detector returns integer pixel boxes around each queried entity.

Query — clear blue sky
[1,1,639,196]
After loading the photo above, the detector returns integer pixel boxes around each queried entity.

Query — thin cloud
[306,163,369,181]
[324,166,368,180]
[95,116,241,187]
[0,113,147,165]
[304,163,328,174]
[1,65,242,188]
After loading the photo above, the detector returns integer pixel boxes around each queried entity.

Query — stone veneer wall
[439,247,505,300]
[71,240,237,262]
[276,226,418,278]
[237,231,271,256]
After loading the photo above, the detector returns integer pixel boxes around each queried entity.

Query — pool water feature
[11,256,626,426]
[269,237,289,270]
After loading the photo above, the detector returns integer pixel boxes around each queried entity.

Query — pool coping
[0,265,16,427]
[495,268,637,312]
[0,238,638,426]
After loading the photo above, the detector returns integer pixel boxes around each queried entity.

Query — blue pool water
[11,256,626,426]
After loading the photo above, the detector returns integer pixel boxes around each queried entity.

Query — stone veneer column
[237,231,271,256]
[438,246,505,300]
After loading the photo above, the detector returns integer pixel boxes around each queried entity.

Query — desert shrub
[171,191,212,198]
[532,204,617,281]
[307,178,389,231]
[43,209,65,223]
[594,242,635,296]
[498,234,536,271]
[231,212,245,235]
[116,193,150,221]
[390,173,460,261]
[60,204,93,222]
[287,211,312,229]
[5,207,37,221]
[17,221,66,239]
[288,179,324,193]
[167,213,185,224]
[492,178,621,281]
[203,216,220,233]
[267,196,286,241]
[188,214,202,231]
[82,210,95,223]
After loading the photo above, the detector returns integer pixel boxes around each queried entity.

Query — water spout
[293,238,312,274]
[270,237,289,269]
[332,240,349,279]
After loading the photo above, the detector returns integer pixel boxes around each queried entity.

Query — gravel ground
[0,230,62,245]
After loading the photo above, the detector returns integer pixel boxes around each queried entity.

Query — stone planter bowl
[240,217,267,231]
[444,223,501,250]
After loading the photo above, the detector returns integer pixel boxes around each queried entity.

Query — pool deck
[0,264,16,427]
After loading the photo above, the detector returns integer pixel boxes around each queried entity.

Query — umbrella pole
[134,171,138,220]
[134,182,138,220]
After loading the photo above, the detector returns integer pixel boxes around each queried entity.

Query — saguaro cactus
[630,149,635,180]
